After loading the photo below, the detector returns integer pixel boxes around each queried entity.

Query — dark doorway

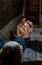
[0,0,23,29]
[25,0,39,25]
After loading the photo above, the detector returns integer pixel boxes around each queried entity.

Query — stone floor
[0,28,42,65]
[21,48,42,63]
[21,28,42,62]
[30,28,42,41]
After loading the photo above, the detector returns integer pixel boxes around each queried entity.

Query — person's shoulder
[24,23,27,26]
[24,22,28,26]
[18,23,23,27]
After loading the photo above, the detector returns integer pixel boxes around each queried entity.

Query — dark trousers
[15,37,26,51]
[25,37,30,47]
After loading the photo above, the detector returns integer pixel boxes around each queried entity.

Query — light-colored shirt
[17,22,31,38]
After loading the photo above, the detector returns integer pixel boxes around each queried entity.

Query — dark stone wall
[0,0,23,29]
[25,0,39,25]
[41,0,42,14]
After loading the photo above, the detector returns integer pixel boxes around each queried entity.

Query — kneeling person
[2,41,23,65]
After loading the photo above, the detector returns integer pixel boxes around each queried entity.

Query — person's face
[21,18,26,24]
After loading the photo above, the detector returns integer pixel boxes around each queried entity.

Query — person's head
[20,16,26,24]
[2,45,21,65]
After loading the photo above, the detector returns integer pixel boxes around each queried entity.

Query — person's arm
[20,28,25,33]
[27,24,31,33]
[17,25,21,37]
[27,20,33,32]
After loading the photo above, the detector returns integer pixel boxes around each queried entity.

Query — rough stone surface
[0,15,21,42]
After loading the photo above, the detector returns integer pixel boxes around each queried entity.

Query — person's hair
[20,16,26,21]
[2,45,21,65]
